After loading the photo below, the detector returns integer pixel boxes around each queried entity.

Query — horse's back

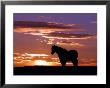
[68,50,78,59]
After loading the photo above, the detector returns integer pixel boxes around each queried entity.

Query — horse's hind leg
[72,60,78,66]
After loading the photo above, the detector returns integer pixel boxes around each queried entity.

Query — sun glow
[35,60,49,66]
[25,53,49,57]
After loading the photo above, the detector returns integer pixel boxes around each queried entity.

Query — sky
[13,13,97,67]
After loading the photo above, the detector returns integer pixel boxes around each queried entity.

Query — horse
[51,45,78,66]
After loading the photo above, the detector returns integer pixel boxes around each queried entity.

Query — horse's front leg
[60,60,66,66]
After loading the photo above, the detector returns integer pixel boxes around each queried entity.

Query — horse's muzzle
[51,52,53,55]
[51,52,54,55]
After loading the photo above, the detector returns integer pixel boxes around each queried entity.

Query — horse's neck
[56,47,67,55]
[60,47,67,52]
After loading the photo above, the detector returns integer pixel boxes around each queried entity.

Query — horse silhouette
[51,45,78,66]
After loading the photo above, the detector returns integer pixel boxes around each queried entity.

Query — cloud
[14,21,86,40]
[46,37,86,47]
[37,16,47,18]
[56,41,85,46]
[36,16,58,20]
[14,28,38,33]
[79,58,97,66]
[14,21,81,32]
[14,52,97,66]
[21,29,95,40]
[47,22,79,27]
[42,32,95,40]
[14,21,84,40]
[47,39,85,46]
[14,52,60,67]
[14,53,21,57]
[90,21,97,24]
[14,53,52,61]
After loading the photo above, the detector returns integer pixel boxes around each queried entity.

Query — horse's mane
[54,45,67,52]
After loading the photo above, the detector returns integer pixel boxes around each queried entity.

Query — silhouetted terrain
[14,66,97,75]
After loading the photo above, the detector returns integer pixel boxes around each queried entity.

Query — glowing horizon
[14,52,97,67]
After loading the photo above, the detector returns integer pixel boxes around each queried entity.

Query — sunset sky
[13,13,97,67]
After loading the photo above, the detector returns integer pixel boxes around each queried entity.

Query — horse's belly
[66,57,72,61]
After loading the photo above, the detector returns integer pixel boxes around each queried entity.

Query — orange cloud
[42,33,95,40]
[56,42,85,46]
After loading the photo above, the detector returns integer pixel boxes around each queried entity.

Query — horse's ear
[54,45,55,46]
[52,44,55,46]
[51,44,54,47]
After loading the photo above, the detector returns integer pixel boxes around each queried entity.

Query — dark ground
[14,66,97,75]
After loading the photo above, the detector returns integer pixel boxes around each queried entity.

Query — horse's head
[51,45,56,55]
